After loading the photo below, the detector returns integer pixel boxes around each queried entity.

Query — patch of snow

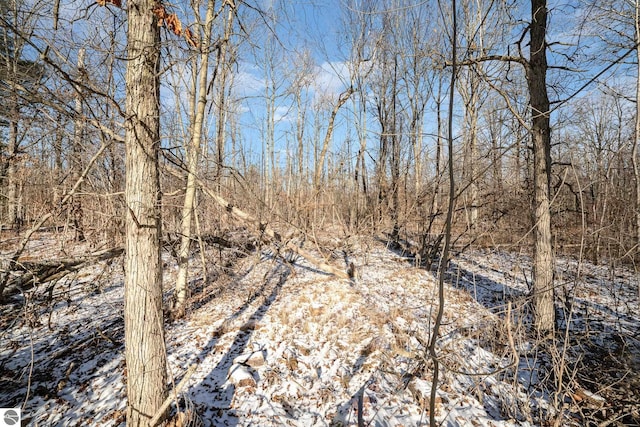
[1,236,639,425]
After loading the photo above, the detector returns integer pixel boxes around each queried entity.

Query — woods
[1,0,640,425]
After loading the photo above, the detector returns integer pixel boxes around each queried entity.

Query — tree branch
[451,54,528,68]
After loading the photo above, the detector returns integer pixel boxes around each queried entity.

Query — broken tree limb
[195,178,349,279]
[314,87,355,189]
[1,247,124,299]
[0,213,52,299]
[149,364,197,427]
[0,141,114,300]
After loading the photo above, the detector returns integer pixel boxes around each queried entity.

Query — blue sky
[224,1,355,169]
[13,0,636,177]
[158,0,636,173]
[153,0,640,174]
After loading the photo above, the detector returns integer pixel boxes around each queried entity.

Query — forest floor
[1,231,639,426]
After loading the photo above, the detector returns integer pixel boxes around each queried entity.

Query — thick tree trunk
[6,57,22,231]
[123,0,168,424]
[527,0,554,332]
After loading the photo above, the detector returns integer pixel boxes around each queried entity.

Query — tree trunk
[527,0,554,332]
[174,0,217,319]
[6,41,21,231]
[314,88,354,189]
[71,48,86,242]
[433,75,444,217]
[460,66,480,233]
[6,109,22,230]
[490,110,503,192]
[296,89,306,192]
[123,0,168,424]
[412,112,422,196]
[214,6,234,189]
[389,58,401,238]
[633,0,640,256]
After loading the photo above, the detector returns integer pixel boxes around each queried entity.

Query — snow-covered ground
[1,234,639,426]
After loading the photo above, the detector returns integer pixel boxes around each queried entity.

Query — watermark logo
[0,409,21,426]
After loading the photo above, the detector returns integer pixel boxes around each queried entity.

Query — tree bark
[174,0,217,319]
[527,0,555,332]
[71,48,86,242]
[2,1,20,231]
[214,6,234,188]
[123,0,168,424]
[6,107,21,230]
[459,66,480,233]
[314,87,354,189]
[633,0,640,256]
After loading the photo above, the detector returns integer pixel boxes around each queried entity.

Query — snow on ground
[1,233,639,426]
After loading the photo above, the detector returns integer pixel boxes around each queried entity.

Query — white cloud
[312,61,351,99]
[274,105,293,123]
[233,68,266,97]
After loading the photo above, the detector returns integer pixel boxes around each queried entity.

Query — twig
[22,302,35,411]
[429,1,457,424]
[149,364,197,427]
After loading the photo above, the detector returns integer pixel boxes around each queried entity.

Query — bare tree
[70,48,86,242]
[456,0,555,331]
[396,4,435,197]
[371,12,404,237]
[566,93,629,263]
[174,0,221,318]
[213,4,236,187]
[313,87,354,189]
[123,0,168,423]
[527,0,554,332]
[579,0,640,259]
[457,0,488,233]
[0,0,42,230]
[634,0,640,254]
[342,1,378,228]
[260,25,287,208]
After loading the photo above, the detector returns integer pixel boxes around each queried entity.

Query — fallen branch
[150,364,197,427]
[1,247,124,299]
[0,141,114,300]
[0,213,52,299]
[196,179,349,279]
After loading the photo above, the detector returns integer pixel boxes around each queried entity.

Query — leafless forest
[1,0,639,426]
